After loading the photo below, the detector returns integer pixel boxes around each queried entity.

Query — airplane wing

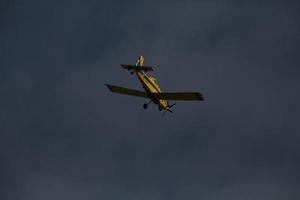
[120,64,155,72]
[106,84,148,98]
[152,92,205,101]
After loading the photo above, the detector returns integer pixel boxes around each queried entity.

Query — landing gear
[143,104,148,109]
[143,100,152,110]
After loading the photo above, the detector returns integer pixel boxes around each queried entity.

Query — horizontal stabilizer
[120,64,155,72]
[120,64,134,70]
[106,84,148,98]
[152,92,205,101]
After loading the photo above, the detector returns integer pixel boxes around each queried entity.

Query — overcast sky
[1,0,300,199]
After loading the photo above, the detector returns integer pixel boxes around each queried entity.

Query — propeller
[162,103,176,116]
[168,103,176,108]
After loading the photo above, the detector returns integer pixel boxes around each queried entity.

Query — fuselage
[134,56,169,110]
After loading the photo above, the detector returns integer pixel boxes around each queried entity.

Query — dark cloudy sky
[1,0,300,199]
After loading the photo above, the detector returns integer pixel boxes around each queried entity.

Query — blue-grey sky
[1,0,300,199]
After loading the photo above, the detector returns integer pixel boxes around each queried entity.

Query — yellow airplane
[106,56,205,113]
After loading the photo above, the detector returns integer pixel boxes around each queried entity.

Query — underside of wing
[152,92,206,101]
[106,84,148,98]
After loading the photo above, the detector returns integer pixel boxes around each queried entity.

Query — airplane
[106,55,205,114]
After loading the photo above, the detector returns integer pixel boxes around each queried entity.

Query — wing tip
[197,93,206,101]
[105,84,114,92]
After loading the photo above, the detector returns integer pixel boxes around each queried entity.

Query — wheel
[130,71,134,75]
[143,104,148,109]
[158,106,162,111]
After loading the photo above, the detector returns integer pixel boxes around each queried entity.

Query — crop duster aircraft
[106,56,205,113]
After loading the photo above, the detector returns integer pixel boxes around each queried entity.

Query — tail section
[136,55,144,66]
[121,56,155,72]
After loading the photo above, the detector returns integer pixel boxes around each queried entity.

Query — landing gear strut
[143,104,148,109]
[143,100,152,110]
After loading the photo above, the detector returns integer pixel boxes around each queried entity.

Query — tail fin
[120,56,155,72]
[136,55,144,66]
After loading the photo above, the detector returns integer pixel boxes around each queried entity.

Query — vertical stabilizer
[136,55,144,66]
